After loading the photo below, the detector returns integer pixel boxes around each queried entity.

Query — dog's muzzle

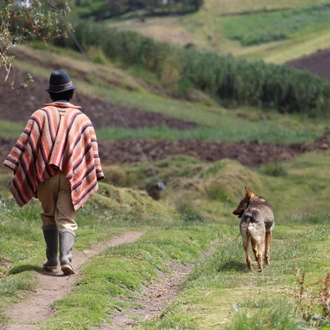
[233,211,244,218]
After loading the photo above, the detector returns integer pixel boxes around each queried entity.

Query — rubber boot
[42,225,58,270]
[59,229,77,275]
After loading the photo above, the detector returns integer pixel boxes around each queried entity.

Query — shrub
[56,19,330,117]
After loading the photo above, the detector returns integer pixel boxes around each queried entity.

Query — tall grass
[227,304,305,330]
[53,19,330,117]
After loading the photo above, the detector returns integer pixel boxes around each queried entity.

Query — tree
[0,0,72,87]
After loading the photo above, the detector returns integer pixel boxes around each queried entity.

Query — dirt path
[3,231,195,330]
[3,231,144,330]
[97,262,194,329]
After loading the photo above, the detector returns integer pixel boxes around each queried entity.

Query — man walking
[3,69,104,275]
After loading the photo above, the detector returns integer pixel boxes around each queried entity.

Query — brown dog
[233,187,274,271]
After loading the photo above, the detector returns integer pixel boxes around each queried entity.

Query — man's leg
[56,172,78,275]
[37,174,60,270]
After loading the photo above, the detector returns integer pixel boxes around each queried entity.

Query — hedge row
[58,20,330,117]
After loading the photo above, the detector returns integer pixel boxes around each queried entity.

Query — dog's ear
[245,186,254,198]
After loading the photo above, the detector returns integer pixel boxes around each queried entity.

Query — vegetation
[74,0,203,20]
[0,0,71,84]
[52,19,330,117]
[2,151,330,328]
[223,3,330,46]
[3,0,330,329]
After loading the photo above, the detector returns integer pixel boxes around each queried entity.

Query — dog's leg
[257,238,264,272]
[257,237,265,272]
[241,220,253,270]
[242,233,253,270]
[251,238,258,262]
[251,236,264,272]
[249,220,265,272]
[264,230,272,265]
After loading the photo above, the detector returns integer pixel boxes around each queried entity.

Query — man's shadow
[8,264,66,277]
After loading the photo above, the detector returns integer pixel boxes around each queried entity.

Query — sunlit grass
[136,217,330,329]
[39,226,217,329]
[2,152,330,328]
[96,123,320,144]
[0,121,25,137]
[110,0,330,63]
[203,0,326,14]
[223,4,330,46]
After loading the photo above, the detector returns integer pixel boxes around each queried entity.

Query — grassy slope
[2,1,330,329]
[6,45,327,145]
[108,0,330,64]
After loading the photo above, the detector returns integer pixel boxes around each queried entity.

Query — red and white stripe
[3,103,104,210]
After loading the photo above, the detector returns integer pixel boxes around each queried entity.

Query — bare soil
[1,49,330,329]
[286,47,330,82]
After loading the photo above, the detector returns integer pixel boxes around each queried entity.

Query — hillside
[106,0,330,64]
[2,1,330,171]
[0,62,326,171]
[1,42,330,170]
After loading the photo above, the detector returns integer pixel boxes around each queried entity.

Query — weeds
[177,202,205,223]
[261,163,288,177]
[293,266,330,328]
[227,303,304,330]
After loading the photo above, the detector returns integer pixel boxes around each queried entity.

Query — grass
[202,0,328,14]
[107,0,330,64]
[223,4,330,46]
[10,48,327,144]
[2,150,330,328]
[96,122,320,144]
[132,217,330,329]
[0,121,26,137]
[2,1,330,328]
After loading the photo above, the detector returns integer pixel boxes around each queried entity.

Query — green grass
[10,52,327,144]
[107,0,330,64]
[3,1,330,328]
[2,151,330,328]
[223,4,330,46]
[202,0,328,14]
[96,122,320,144]
[0,121,25,137]
[132,219,330,329]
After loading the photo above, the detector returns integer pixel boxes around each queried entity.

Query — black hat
[45,69,76,93]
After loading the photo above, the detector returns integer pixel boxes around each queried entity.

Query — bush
[57,19,330,117]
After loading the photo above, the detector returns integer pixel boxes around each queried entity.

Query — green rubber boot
[42,225,58,270]
[59,229,77,275]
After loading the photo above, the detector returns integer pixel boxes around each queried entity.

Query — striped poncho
[3,102,104,210]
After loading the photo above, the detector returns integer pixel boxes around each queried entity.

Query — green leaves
[0,1,71,77]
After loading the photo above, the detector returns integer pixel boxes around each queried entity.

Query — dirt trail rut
[4,231,144,330]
